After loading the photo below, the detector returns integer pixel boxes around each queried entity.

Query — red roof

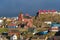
[51,10,56,12]
[51,28,58,30]
[8,23,16,26]
[25,13,29,16]
[38,10,43,13]
[47,10,51,12]
[43,10,47,13]
[38,10,56,14]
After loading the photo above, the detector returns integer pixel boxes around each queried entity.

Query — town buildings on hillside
[0,10,60,40]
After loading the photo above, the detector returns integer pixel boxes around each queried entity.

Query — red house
[7,23,17,29]
[18,13,33,28]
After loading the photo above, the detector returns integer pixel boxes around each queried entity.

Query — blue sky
[0,0,60,17]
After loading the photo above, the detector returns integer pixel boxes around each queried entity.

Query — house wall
[8,30,20,37]
[49,27,59,32]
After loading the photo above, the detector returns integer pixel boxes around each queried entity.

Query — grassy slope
[0,28,8,33]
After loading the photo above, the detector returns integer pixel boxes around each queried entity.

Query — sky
[0,0,60,17]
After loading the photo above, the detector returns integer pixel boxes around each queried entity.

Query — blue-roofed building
[51,23,60,27]
[34,30,49,35]
[38,31,48,35]
[49,23,60,32]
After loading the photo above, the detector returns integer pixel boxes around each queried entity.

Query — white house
[0,20,3,25]
[10,34,17,40]
[44,21,52,24]
[49,27,59,32]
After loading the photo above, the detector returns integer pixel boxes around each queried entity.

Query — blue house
[6,23,18,29]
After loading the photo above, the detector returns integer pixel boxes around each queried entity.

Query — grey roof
[24,16,31,19]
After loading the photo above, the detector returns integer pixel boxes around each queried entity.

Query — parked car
[2,32,8,36]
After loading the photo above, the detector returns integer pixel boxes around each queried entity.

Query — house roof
[35,30,48,35]
[25,13,29,16]
[24,16,31,19]
[38,10,56,13]
[51,23,60,27]
[8,23,16,26]
[51,10,56,12]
